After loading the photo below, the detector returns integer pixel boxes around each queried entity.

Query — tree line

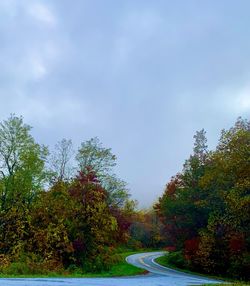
[1,114,248,279]
[0,114,149,274]
[155,117,250,280]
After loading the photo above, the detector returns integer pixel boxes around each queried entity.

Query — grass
[0,251,147,278]
[201,284,250,286]
[88,252,148,277]
[155,255,250,285]
[155,255,227,281]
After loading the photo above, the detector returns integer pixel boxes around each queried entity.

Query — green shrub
[126,238,143,250]
[165,251,187,269]
[66,264,82,274]
[3,262,30,275]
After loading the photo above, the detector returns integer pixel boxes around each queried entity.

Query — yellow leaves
[194,232,215,272]
[110,216,118,231]
[0,254,10,271]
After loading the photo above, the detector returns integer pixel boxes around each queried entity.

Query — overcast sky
[0,0,250,207]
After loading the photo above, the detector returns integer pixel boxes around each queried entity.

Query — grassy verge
[155,255,250,285]
[87,252,148,277]
[201,284,250,286]
[155,255,227,281]
[0,251,147,278]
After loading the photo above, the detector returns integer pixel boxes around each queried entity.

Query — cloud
[234,86,250,112]
[0,92,89,128]
[214,83,250,115]
[0,0,62,91]
[27,2,57,27]
[113,9,163,67]
[29,54,47,79]
[1,0,250,206]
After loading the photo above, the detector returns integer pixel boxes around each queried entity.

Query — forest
[156,117,250,280]
[0,114,162,275]
[0,114,249,280]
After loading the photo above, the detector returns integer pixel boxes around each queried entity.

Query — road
[0,251,221,286]
[126,251,221,284]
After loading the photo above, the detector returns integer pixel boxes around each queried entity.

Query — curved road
[0,251,221,286]
[127,251,221,284]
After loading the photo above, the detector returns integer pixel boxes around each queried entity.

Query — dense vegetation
[1,114,249,280]
[0,114,153,275]
[155,118,250,280]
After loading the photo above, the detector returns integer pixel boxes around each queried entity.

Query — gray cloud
[0,0,250,206]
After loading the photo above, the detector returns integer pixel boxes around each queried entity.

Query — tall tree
[50,138,74,182]
[76,137,129,207]
[76,137,116,177]
[156,129,210,249]
[103,174,129,208]
[193,129,208,163]
[69,170,117,270]
[0,115,48,210]
[156,117,250,279]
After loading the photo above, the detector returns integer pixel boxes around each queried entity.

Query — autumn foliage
[0,115,135,274]
[155,118,250,280]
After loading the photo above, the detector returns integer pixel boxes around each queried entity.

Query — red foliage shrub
[164,246,176,252]
[184,237,200,260]
[229,235,245,254]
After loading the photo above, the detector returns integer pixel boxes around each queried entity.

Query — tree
[50,138,74,182]
[156,130,210,250]
[28,181,74,268]
[76,137,116,177]
[76,137,129,207]
[129,209,165,248]
[195,118,250,278]
[156,117,250,279]
[193,129,208,163]
[0,115,48,211]
[103,175,130,208]
[68,170,117,270]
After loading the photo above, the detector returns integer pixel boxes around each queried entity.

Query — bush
[126,238,143,250]
[0,253,66,276]
[3,262,30,275]
[67,264,83,274]
[0,254,10,272]
[165,251,187,269]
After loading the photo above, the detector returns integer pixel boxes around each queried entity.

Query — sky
[0,0,250,207]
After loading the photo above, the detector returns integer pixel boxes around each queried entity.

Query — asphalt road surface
[0,251,221,286]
